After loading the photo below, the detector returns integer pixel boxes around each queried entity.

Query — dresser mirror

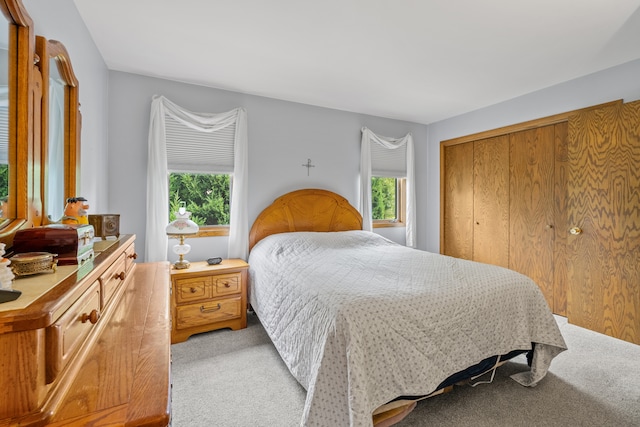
[46,54,65,221]
[0,0,81,247]
[37,36,80,223]
[0,15,8,223]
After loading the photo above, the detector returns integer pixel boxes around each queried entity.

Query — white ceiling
[73,0,640,124]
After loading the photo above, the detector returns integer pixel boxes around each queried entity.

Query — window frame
[372,177,406,228]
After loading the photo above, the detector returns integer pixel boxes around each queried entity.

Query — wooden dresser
[170,259,248,343]
[0,234,172,426]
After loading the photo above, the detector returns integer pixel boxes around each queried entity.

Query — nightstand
[170,259,249,343]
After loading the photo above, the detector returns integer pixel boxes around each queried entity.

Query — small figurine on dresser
[61,197,90,225]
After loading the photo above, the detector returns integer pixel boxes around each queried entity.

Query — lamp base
[172,259,191,270]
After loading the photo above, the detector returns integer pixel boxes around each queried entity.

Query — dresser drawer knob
[200,303,222,313]
[128,252,138,260]
[190,287,198,293]
[223,281,230,288]
[114,271,125,281]
[81,309,100,324]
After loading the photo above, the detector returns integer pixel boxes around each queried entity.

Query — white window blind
[370,140,406,178]
[0,85,7,165]
[0,106,7,164]
[165,114,235,174]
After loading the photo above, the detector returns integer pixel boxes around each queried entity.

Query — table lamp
[166,202,199,269]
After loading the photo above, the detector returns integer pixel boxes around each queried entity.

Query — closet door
[567,101,640,345]
[442,143,474,259]
[473,135,509,267]
[509,125,556,310]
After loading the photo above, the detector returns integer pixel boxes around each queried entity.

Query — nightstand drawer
[213,273,241,296]
[175,296,242,330]
[175,276,211,303]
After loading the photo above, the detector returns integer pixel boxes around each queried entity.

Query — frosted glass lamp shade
[166,207,199,269]
[165,218,199,236]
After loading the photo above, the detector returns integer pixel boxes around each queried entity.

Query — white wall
[108,72,428,262]
[25,0,110,213]
[21,1,640,264]
[422,59,640,253]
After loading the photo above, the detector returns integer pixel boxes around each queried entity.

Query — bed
[248,189,567,427]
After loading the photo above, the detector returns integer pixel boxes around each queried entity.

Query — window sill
[373,222,405,228]
[192,226,230,237]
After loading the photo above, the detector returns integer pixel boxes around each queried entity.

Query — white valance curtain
[145,95,249,262]
[360,127,416,247]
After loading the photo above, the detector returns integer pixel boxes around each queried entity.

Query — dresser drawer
[100,253,127,308]
[175,296,242,330]
[46,280,101,383]
[174,276,211,303]
[213,273,241,296]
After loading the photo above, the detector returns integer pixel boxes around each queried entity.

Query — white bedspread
[248,231,567,426]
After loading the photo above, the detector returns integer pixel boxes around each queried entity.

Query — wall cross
[302,158,315,176]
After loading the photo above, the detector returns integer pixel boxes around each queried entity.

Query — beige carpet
[170,314,640,426]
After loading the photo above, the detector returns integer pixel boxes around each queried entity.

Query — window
[165,113,235,237]
[147,96,248,262]
[372,177,406,227]
[168,172,230,236]
[369,134,407,228]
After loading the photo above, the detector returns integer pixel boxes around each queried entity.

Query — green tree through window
[169,172,230,226]
[0,164,8,199]
[371,177,397,220]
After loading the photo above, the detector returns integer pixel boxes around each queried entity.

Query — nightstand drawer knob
[200,303,222,313]
[190,287,198,293]
[223,282,230,288]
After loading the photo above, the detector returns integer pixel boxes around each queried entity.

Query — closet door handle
[569,227,582,235]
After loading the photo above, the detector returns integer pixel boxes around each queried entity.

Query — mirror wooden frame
[0,0,33,246]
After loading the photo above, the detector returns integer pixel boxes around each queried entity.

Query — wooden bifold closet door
[567,100,640,345]
[441,123,567,315]
[473,135,509,268]
[509,124,568,315]
[442,142,474,260]
[441,135,510,267]
[442,100,639,345]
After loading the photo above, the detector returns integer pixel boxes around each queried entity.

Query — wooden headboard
[249,189,363,251]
